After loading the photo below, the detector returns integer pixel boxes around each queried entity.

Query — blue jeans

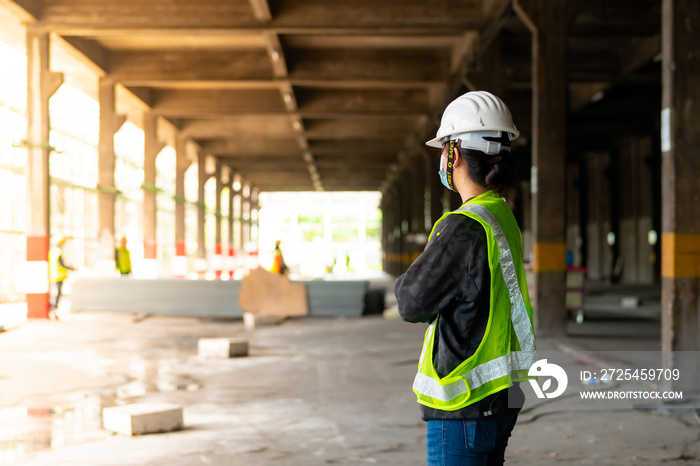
[426,413,518,466]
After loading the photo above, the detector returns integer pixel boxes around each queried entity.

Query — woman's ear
[452,145,464,168]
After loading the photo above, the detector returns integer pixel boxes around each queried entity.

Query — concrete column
[97,78,125,276]
[381,184,394,275]
[386,187,400,276]
[464,35,504,96]
[173,136,189,278]
[395,185,404,276]
[142,113,163,279]
[424,149,444,227]
[250,188,259,244]
[25,31,63,318]
[409,156,425,235]
[242,184,251,249]
[566,164,581,267]
[380,195,388,272]
[214,161,223,279]
[196,152,207,277]
[519,181,533,262]
[381,187,392,275]
[232,182,243,255]
[226,176,235,278]
[410,155,428,253]
[514,0,582,336]
[585,152,612,281]
[637,138,657,284]
[617,137,655,284]
[661,0,700,375]
[398,167,412,274]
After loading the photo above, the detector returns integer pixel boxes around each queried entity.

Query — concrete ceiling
[1,0,491,192]
[1,0,663,192]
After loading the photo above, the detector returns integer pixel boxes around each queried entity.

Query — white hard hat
[426,91,519,150]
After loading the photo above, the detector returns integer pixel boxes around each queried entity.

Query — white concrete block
[198,337,249,358]
[243,312,278,330]
[103,402,183,436]
[621,296,641,308]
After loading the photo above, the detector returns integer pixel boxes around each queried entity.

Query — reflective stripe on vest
[412,199,536,403]
[414,351,536,402]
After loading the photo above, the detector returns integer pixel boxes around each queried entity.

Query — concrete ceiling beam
[109,49,273,84]
[201,139,300,157]
[37,0,482,31]
[181,115,295,138]
[151,89,286,116]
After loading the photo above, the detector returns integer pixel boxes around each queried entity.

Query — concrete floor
[0,312,698,465]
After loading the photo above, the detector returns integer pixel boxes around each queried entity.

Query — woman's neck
[456,176,488,203]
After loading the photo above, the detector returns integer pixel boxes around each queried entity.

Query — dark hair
[456,132,516,193]
[461,148,516,193]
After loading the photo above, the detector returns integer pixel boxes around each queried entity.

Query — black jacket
[395,212,522,420]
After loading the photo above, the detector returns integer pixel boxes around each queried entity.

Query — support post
[97,78,122,276]
[173,136,189,278]
[214,160,223,279]
[398,167,412,274]
[227,176,235,278]
[422,148,444,227]
[196,152,207,278]
[380,194,388,272]
[384,188,398,275]
[242,185,251,250]
[514,0,583,336]
[250,188,259,244]
[410,155,428,255]
[143,113,164,279]
[661,0,700,390]
[393,185,403,276]
[463,35,504,96]
[25,31,63,318]
[233,182,243,256]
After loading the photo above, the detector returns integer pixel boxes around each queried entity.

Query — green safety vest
[116,246,131,274]
[412,190,536,411]
[49,247,68,283]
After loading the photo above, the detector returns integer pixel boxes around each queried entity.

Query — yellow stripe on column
[402,252,422,264]
[532,242,567,272]
[383,252,421,264]
[662,233,700,278]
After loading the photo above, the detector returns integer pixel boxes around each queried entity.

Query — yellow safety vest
[116,246,131,274]
[271,250,285,274]
[412,190,536,411]
[49,247,68,283]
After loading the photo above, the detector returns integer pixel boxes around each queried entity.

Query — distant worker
[326,257,337,274]
[270,240,288,274]
[395,91,535,465]
[115,236,132,276]
[49,236,75,317]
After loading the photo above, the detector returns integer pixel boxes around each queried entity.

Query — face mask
[438,155,450,189]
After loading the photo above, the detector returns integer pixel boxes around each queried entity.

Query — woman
[395,91,536,465]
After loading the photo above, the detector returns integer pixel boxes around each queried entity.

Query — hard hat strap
[445,139,458,193]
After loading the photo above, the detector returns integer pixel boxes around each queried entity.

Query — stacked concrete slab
[71,278,243,318]
[71,276,373,320]
[305,280,369,317]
